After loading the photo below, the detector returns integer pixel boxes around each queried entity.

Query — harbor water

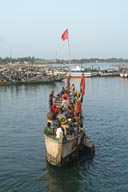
[0,76,128,192]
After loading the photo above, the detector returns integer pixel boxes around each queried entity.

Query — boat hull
[0,80,55,86]
[0,76,65,86]
[44,132,85,166]
[120,73,128,78]
[67,71,98,78]
[99,71,120,77]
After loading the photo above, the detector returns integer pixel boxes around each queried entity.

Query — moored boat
[120,70,128,78]
[0,74,65,86]
[43,74,95,167]
[98,69,121,77]
[68,66,98,78]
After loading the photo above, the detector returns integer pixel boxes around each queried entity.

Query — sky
[0,0,128,59]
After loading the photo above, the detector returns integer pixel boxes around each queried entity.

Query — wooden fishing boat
[43,76,95,166]
[0,79,55,86]
[0,75,65,86]
[44,122,94,166]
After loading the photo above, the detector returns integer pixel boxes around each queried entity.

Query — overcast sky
[0,0,127,59]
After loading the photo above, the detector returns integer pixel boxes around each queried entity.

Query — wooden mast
[67,31,70,64]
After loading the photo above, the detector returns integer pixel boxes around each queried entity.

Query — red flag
[80,73,85,96]
[61,29,68,41]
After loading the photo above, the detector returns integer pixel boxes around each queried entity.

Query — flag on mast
[61,29,68,41]
[80,73,85,96]
[61,28,70,64]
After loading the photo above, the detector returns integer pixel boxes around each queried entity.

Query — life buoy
[58,115,67,125]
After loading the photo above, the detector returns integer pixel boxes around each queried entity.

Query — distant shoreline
[0,56,128,65]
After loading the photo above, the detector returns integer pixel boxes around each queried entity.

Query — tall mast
[61,28,70,64]
[68,34,70,64]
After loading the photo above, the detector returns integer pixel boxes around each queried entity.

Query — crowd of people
[44,77,84,141]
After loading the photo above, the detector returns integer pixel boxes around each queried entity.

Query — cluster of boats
[0,65,66,86]
[0,64,128,86]
[49,65,128,78]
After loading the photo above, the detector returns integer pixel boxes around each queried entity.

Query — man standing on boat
[62,96,69,111]
[49,89,56,112]
[66,76,70,89]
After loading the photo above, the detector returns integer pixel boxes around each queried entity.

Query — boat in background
[120,69,128,78]
[68,65,98,78]
[51,74,66,82]
[0,74,65,86]
[98,68,121,77]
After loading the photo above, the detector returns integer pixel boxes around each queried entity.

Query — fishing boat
[0,74,65,86]
[98,69,121,77]
[43,75,95,166]
[120,70,128,78]
[68,66,98,78]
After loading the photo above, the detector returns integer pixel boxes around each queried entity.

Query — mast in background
[61,29,70,64]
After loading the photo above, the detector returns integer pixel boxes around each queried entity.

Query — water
[0,77,128,192]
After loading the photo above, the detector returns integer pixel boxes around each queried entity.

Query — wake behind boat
[43,74,95,167]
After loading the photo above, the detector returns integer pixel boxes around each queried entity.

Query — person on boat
[69,91,75,104]
[57,108,67,118]
[67,103,74,118]
[47,112,58,127]
[51,104,59,113]
[47,113,60,134]
[62,91,69,100]
[75,90,83,103]
[55,127,63,141]
[62,96,69,111]
[57,108,72,124]
[66,76,70,89]
[67,118,76,136]
[70,83,75,92]
[74,95,82,117]
[51,89,55,95]
[57,86,65,96]
[47,122,51,128]
[44,122,54,135]
[61,86,65,94]
[55,122,66,141]
[49,89,56,111]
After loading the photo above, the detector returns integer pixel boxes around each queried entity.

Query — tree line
[0,57,128,65]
